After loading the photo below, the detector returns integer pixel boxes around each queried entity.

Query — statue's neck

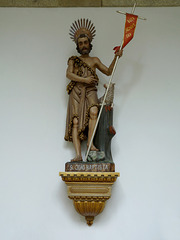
[80,54,90,58]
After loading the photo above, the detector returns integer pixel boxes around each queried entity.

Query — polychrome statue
[60,7,146,226]
[64,19,123,162]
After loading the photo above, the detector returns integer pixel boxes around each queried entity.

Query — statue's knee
[73,117,78,127]
[90,106,98,119]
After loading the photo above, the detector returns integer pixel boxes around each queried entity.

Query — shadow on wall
[115,56,144,116]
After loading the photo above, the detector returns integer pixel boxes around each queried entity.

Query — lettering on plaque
[103,165,109,171]
[66,163,113,172]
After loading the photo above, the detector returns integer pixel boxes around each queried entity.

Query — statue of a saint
[64,19,123,162]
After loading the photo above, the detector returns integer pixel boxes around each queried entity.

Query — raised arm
[95,49,123,76]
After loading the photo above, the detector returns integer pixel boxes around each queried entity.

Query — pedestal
[59,171,120,226]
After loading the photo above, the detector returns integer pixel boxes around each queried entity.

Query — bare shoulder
[68,59,74,66]
[67,58,74,72]
[92,57,102,66]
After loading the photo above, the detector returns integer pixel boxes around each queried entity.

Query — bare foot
[87,144,99,152]
[71,156,83,162]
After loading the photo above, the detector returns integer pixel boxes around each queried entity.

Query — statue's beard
[79,47,90,55]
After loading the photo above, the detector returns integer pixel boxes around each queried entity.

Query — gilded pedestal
[59,171,119,226]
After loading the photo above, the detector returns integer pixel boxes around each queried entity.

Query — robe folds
[64,56,99,142]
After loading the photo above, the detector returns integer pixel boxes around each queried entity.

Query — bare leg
[87,106,99,151]
[71,118,82,162]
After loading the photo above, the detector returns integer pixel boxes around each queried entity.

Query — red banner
[122,13,138,49]
[113,13,138,53]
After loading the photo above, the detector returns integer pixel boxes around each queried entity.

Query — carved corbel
[59,171,119,226]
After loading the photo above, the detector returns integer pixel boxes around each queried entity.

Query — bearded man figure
[64,19,123,162]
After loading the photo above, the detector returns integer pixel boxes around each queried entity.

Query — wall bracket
[59,171,120,226]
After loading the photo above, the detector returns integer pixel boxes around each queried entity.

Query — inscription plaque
[65,162,115,172]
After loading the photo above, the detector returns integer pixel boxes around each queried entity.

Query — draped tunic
[64,56,99,142]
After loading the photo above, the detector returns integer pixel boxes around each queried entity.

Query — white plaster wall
[0,7,180,240]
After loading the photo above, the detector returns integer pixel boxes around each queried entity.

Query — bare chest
[79,57,96,70]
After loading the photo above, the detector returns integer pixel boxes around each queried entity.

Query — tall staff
[85,3,146,161]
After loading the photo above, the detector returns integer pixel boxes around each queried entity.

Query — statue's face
[77,37,90,55]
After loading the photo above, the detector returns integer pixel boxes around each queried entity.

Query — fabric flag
[114,13,138,53]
